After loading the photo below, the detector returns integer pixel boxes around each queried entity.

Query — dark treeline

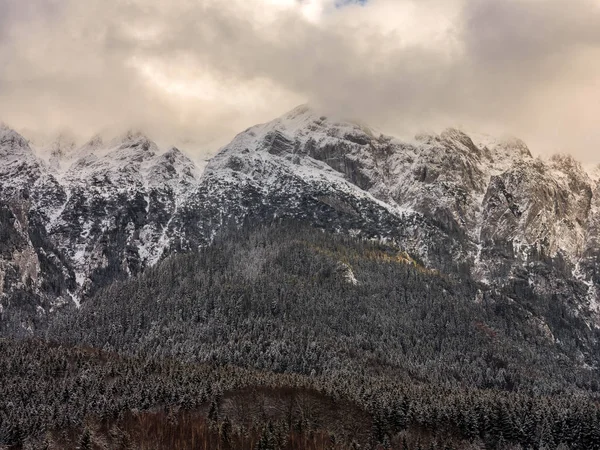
[1,339,600,449]
[2,223,600,449]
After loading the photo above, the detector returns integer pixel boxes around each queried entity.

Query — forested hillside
[2,338,600,449]
[47,223,600,392]
[1,224,599,449]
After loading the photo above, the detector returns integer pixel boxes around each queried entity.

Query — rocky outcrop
[1,106,599,333]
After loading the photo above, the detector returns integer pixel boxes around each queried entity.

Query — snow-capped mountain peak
[1,106,600,331]
[0,124,32,156]
[42,134,78,171]
[590,164,600,182]
[111,130,159,152]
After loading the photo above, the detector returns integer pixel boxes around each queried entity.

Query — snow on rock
[1,106,600,328]
[0,126,203,311]
[0,123,32,156]
[207,105,600,321]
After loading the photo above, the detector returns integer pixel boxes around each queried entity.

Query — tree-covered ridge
[47,224,600,392]
[2,224,600,448]
[2,339,600,449]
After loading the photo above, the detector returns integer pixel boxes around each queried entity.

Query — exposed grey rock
[0,107,599,334]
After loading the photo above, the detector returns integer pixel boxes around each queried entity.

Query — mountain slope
[202,106,600,322]
[0,106,599,333]
[0,128,204,332]
[48,223,599,389]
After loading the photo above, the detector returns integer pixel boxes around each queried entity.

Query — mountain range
[1,105,599,335]
[4,105,600,448]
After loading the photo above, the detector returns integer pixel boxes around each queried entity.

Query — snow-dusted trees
[1,223,599,448]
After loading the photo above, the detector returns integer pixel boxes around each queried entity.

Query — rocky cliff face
[0,126,204,332]
[0,107,599,333]
[203,106,600,326]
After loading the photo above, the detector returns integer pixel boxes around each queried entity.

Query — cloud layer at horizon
[0,0,599,162]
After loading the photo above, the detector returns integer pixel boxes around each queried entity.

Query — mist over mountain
[3,0,600,165]
[1,106,600,321]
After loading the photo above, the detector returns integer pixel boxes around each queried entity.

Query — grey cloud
[464,0,600,62]
[0,0,599,163]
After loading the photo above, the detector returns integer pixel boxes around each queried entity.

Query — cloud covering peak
[0,0,599,162]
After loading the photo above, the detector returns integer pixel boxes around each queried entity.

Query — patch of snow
[73,246,86,266]
[573,262,600,315]
[344,266,359,285]
[584,163,600,181]
[68,290,81,308]
[75,272,86,287]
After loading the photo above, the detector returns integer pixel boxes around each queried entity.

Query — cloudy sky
[0,0,599,163]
